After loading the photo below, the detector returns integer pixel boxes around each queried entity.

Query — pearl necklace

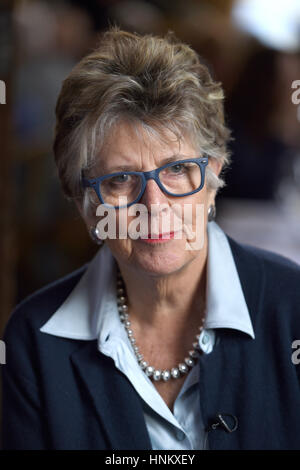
[116,268,205,382]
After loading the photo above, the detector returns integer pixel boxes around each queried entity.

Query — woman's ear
[208,157,223,178]
[207,189,217,211]
[206,158,223,208]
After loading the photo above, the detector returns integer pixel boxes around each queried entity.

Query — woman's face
[87,121,221,276]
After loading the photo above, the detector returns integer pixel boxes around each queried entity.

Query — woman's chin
[106,237,197,277]
[130,239,191,276]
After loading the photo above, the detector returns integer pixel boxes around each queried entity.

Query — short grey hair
[53,27,232,216]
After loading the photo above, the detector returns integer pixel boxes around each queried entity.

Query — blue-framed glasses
[81,157,208,209]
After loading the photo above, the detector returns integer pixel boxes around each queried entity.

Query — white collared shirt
[40,221,255,450]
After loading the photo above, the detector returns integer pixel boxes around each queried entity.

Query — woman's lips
[139,231,177,243]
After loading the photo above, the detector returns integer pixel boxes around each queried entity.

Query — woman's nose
[139,179,169,210]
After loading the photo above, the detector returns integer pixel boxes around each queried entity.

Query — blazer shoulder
[3,263,89,342]
[227,234,300,302]
[227,234,300,273]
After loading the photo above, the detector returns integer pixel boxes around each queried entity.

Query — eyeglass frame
[81,156,209,209]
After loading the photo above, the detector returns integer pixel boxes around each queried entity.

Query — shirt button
[175,429,185,441]
[199,330,215,354]
[202,333,210,345]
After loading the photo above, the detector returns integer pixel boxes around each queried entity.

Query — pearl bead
[189,350,198,359]
[145,366,154,377]
[162,370,171,381]
[153,370,162,381]
[171,367,180,378]
[178,363,188,374]
[185,357,194,367]
[140,361,148,370]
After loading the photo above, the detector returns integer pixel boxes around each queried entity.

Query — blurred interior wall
[0,1,15,337]
[0,0,15,444]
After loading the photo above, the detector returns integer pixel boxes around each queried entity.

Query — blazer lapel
[227,235,265,334]
[70,340,152,450]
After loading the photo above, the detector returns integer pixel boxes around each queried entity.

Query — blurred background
[0,0,300,339]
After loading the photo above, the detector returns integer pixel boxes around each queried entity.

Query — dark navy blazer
[1,235,300,450]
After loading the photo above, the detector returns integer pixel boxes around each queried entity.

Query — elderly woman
[2,28,300,451]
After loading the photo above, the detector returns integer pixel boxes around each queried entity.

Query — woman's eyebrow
[103,154,190,173]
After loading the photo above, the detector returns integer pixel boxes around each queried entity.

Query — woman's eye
[169,164,185,174]
[111,174,130,184]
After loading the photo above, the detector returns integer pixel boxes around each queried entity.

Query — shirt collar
[40,221,255,341]
[205,221,255,338]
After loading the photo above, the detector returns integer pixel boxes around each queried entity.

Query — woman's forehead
[97,120,197,169]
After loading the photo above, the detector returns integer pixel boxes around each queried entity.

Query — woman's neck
[117,238,208,331]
